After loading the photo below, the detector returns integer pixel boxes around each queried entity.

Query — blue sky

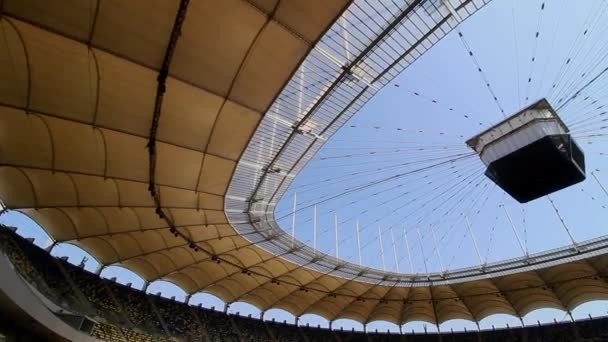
[4,0,608,334]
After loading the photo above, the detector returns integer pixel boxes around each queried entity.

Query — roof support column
[95,264,105,275]
[313,205,317,253]
[416,227,428,273]
[335,214,339,258]
[46,240,58,253]
[291,192,297,247]
[356,219,362,266]
[378,226,386,271]
[389,226,400,272]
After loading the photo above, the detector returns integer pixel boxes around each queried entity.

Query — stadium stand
[1,227,608,341]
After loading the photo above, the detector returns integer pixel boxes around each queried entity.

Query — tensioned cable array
[270,0,608,275]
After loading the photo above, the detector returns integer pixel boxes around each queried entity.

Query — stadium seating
[1,227,608,342]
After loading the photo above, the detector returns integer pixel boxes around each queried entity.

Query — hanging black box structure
[466,99,585,203]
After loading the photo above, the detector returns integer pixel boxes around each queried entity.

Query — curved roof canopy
[1,0,608,325]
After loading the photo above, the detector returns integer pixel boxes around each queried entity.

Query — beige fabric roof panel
[0,20,28,107]
[4,0,608,326]
[93,0,179,69]
[4,0,95,43]
[157,77,224,152]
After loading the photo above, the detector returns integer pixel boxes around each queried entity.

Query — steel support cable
[555,65,608,112]
[351,168,486,246]
[557,53,608,109]
[340,122,470,138]
[310,161,484,244]
[553,42,608,105]
[446,184,496,270]
[329,138,467,145]
[549,2,607,98]
[456,29,506,117]
[314,145,468,155]
[326,157,480,212]
[483,222,500,263]
[551,3,608,101]
[396,87,489,126]
[259,1,480,212]
[308,160,483,238]
[299,149,473,185]
[563,95,605,118]
[258,0,430,178]
[287,159,481,230]
[305,151,471,173]
[568,117,608,132]
[429,178,494,232]
[312,172,482,250]
[568,79,608,105]
[405,181,491,268]
[327,159,483,228]
[561,92,608,122]
[292,154,468,192]
[280,154,478,215]
[567,104,608,126]
[556,66,608,112]
[571,128,608,137]
[410,174,489,232]
[463,181,499,227]
[428,183,494,264]
[547,195,577,246]
[304,149,472,170]
[287,150,474,196]
[278,161,478,231]
[392,69,493,124]
[547,0,607,98]
[275,152,477,217]
[560,90,608,127]
[563,108,608,129]
[523,1,546,102]
[400,176,489,259]
[313,145,469,161]
[321,144,463,150]
[389,169,487,233]
[306,151,468,169]
[357,178,488,273]
[569,108,608,128]
[511,1,521,107]
[425,180,496,269]
[536,0,567,100]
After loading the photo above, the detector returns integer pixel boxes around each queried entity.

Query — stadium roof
[1,0,608,325]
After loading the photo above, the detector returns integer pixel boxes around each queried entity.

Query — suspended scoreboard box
[466,99,585,203]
